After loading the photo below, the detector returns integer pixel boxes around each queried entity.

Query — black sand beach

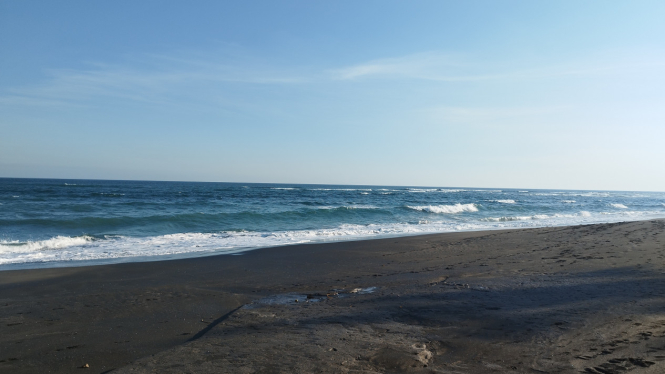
[2,220,665,373]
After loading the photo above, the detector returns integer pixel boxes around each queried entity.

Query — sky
[1,1,664,191]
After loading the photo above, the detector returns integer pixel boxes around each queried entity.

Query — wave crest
[0,236,93,253]
[406,203,478,214]
[316,205,379,210]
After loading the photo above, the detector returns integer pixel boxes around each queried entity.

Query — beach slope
[2,220,665,373]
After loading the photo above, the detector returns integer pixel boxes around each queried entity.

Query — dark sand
[2,220,665,373]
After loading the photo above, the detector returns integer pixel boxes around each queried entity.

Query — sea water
[1,178,664,269]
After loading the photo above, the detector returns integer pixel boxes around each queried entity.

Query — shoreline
[3,216,665,272]
[2,219,665,373]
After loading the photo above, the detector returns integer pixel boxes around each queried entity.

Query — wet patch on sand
[243,287,379,308]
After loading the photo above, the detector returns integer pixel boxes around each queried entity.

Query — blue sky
[1,1,664,190]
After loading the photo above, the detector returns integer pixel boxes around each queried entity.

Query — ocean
[1,178,664,269]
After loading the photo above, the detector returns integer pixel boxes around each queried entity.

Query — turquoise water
[1,178,664,269]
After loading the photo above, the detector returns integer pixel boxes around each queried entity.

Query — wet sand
[2,219,665,373]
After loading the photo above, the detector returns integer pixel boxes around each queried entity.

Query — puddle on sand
[243,294,318,309]
[243,287,379,309]
[349,287,377,294]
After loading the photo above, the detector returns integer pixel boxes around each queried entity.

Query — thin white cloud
[4,48,663,110]
[0,52,306,108]
[330,52,498,81]
[331,51,665,82]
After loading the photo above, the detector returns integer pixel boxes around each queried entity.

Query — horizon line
[0,176,662,194]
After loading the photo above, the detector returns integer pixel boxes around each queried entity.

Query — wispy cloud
[4,48,663,110]
[0,51,306,108]
[330,52,498,81]
[331,51,665,82]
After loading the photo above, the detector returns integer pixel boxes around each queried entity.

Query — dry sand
[2,219,665,373]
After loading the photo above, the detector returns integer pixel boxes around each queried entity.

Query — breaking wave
[3,179,665,269]
[0,236,94,253]
[406,203,478,214]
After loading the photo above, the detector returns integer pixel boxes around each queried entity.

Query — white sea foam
[316,205,379,210]
[407,188,466,193]
[4,182,665,269]
[407,203,478,214]
[483,215,547,222]
[407,188,439,193]
[533,191,610,198]
[482,211,597,222]
[309,188,373,192]
[0,225,452,265]
[350,205,379,209]
[4,208,665,267]
[0,236,93,253]
[579,192,611,197]
[0,221,496,265]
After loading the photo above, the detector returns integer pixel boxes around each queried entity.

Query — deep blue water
[1,178,664,269]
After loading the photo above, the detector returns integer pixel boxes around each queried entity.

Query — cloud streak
[331,51,665,82]
[0,52,307,108]
[3,48,663,111]
[330,52,498,81]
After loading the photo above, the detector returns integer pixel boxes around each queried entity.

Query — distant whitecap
[406,203,478,214]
